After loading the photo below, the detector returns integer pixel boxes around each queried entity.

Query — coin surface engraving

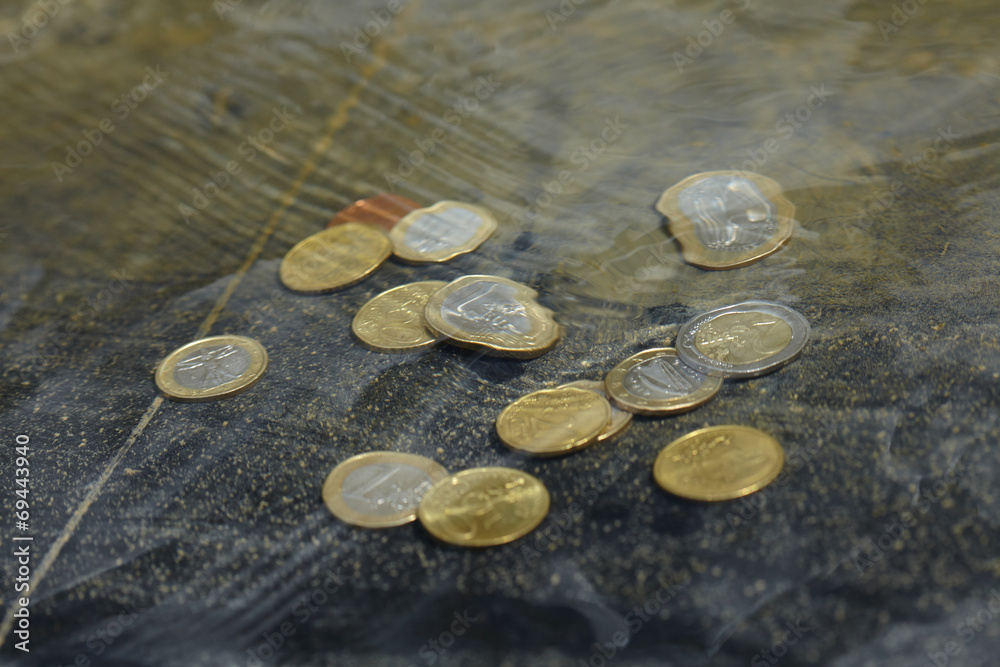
[605,348,721,415]
[352,281,447,353]
[390,201,497,263]
[557,380,632,442]
[155,335,268,402]
[280,222,391,293]
[496,387,612,456]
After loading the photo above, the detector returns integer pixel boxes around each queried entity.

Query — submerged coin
[424,275,561,359]
[557,380,632,442]
[155,335,268,402]
[655,171,795,270]
[418,467,550,547]
[604,348,722,415]
[653,425,785,501]
[327,193,421,231]
[279,222,391,293]
[352,281,447,353]
[323,452,449,528]
[496,387,612,456]
[677,301,809,378]
[389,200,497,263]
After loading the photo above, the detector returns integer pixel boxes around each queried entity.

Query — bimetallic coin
[390,201,498,263]
[352,281,447,353]
[654,425,785,501]
[418,467,550,547]
[496,387,612,456]
[655,171,795,270]
[279,222,391,293]
[604,348,722,416]
[557,380,632,442]
[322,452,449,528]
[327,194,420,231]
[155,335,268,402]
[423,275,561,359]
[677,301,809,378]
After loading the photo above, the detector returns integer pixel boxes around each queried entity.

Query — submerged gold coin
[496,387,612,456]
[604,348,722,416]
[557,380,632,442]
[279,222,391,293]
[418,467,550,547]
[389,201,498,263]
[322,451,449,528]
[653,426,785,501]
[155,335,268,402]
[352,281,447,353]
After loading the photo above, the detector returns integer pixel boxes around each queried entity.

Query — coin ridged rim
[653,425,785,501]
[279,222,391,294]
[496,387,612,456]
[557,380,632,442]
[322,451,449,528]
[654,170,795,270]
[604,347,722,415]
[423,275,561,359]
[155,335,268,402]
[351,281,448,353]
[676,301,809,378]
[389,200,498,263]
[417,467,551,547]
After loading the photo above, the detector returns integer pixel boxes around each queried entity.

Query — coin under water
[417,467,550,547]
[155,335,268,402]
[676,301,809,378]
[655,171,795,270]
[604,348,722,415]
[279,222,391,293]
[352,281,447,353]
[327,193,421,232]
[423,275,561,359]
[557,380,632,442]
[389,201,498,263]
[496,387,612,456]
[322,451,449,528]
[653,425,785,501]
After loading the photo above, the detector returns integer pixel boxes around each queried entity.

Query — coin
[496,387,612,456]
[155,335,268,402]
[352,281,447,353]
[604,348,722,415]
[655,171,795,270]
[556,380,632,442]
[327,194,421,231]
[676,301,809,378]
[322,451,449,528]
[279,222,391,293]
[423,275,561,359]
[389,200,497,263]
[417,467,550,547]
[653,425,785,501]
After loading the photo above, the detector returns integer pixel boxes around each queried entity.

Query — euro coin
[352,281,447,353]
[496,387,612,456]
[557,380,632,442]
[604,348,721,415]
[327,193,420,231]
[155,335,268,402]
[389,200,497,263]
[279,222,391,293]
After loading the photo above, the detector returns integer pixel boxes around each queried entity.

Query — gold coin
[556,380,632,442]
[351,281,447,353]
[155,335,268,402]
[417,467,550,547]
[279,222,391,293]
[389,200,498,263]
[322,451,449,528]
[423,275,561,359]
[496,387,612,456]
[653,426,785,501]
[604,348,722,416]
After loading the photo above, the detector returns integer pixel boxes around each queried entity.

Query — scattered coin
[155,335,268,402]
[496,387,612,456]
[604,347,722,415]
[655,170,795,270]
[327,193,421,232]
[389,200,498,263]
[423,275,561,359]
[352,281,447,353]
[676,301,809,378]
[557,380,632,442]
[322,451,449,528]
[653,425,785,501]
[418,467,550,547]
[279,222,391,293]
